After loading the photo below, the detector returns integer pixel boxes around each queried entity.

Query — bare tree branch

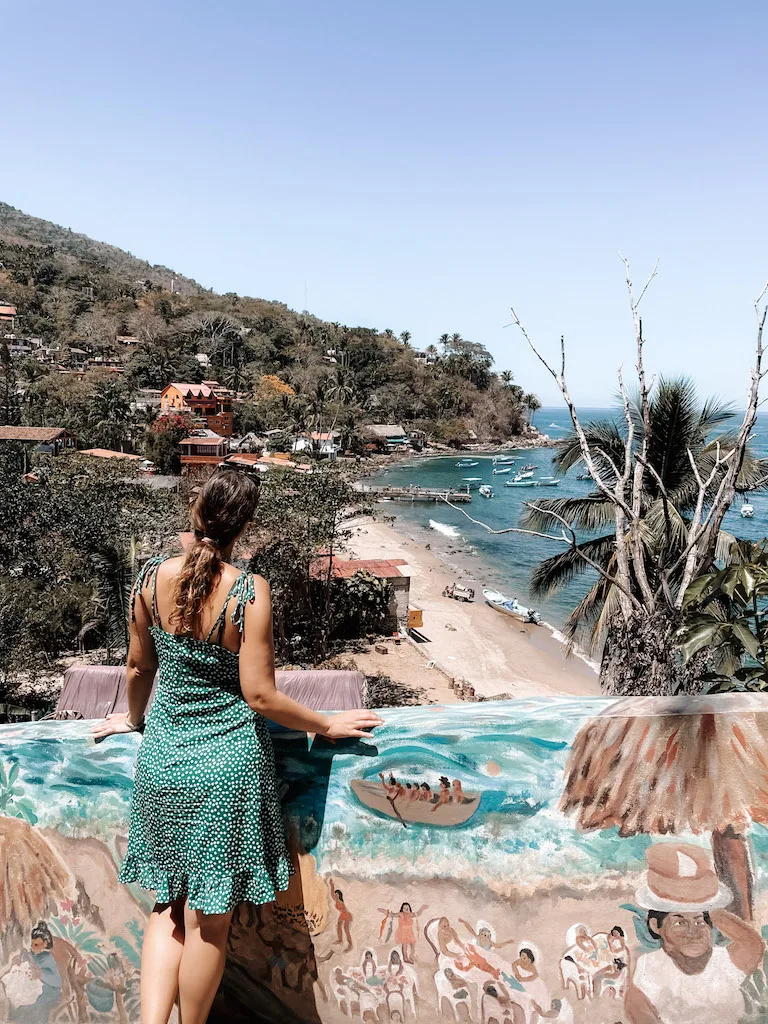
[620,255,658,609]
[439,497,642,608]
[676,284,768,602]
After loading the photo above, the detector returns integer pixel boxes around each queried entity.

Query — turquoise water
[365,407,768,637]
[4,706,768,889]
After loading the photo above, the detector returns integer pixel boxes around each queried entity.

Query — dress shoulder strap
[130,555,169,625]
[204,572,256,643]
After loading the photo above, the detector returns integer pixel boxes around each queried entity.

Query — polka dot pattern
[118,556,292,915]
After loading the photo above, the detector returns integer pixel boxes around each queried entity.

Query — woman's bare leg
[141,899,186,1024]
[177,904,233,1024]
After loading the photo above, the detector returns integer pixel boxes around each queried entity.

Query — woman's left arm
[93,582,157,738]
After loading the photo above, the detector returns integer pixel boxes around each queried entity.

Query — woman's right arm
[239,576,382,740]
[93,579,157,739]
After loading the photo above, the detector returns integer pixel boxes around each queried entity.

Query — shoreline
[346,515,600,700]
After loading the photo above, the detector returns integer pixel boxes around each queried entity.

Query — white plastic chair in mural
[559,956,591,1000]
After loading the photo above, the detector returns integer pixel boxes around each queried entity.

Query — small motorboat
[479,484,494,498]
[483,588,541,625]
[350,779,481,827]
[443,582,475,602]
[493,455,517,465]
[461,477,482,490]
[522,464,537,471]
[536,476,561,487]
[456,459,479,467]
[576,473,589,481]
[516,469,534,480]
[505,478,537,487]
[742,503,755,518]
[493,467,511,475]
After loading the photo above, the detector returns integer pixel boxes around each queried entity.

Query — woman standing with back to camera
[94,468,382,1024]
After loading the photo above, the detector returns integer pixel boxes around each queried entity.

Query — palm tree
[400,331,412,347]
[524,377,768,658]
[438,333,450,351]
[524,392,541,423]
[88,380,131,451]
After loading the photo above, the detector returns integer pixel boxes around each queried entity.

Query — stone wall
[1,694,767,1023]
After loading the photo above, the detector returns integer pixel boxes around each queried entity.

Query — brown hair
[170,468,260,635]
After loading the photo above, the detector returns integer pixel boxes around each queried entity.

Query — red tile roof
[166,382,215,399]
[309,556,408,580]
[80,448,142,460]
[0,426,69,442]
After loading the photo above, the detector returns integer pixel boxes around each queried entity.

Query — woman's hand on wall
[324,710,383,740]
[92,713,141,739]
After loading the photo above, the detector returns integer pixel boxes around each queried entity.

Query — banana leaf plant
[679,540,768,691]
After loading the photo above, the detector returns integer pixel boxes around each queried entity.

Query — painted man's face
[31,938,46,954]
[654,913,713,960]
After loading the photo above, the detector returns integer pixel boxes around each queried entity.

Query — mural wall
[1,694,768,1023]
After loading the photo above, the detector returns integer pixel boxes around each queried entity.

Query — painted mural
[1,695,768,1023]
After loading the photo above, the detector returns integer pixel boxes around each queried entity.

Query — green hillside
[0,202,538,451]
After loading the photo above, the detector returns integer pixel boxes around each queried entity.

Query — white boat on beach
[483,588,541,625]
[493,467,511,475]
[479,484,494,498]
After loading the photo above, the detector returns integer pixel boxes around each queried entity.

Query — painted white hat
[635,843,733,913]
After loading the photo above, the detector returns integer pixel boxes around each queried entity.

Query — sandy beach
[345,517,600,701]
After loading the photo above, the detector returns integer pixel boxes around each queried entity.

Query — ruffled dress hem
[118,855,292,914]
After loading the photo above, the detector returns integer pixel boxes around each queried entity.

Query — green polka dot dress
[118,556,291,914]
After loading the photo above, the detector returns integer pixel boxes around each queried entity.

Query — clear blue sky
[2,0,767,405]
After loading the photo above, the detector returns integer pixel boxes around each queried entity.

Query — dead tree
[445,260,768,695]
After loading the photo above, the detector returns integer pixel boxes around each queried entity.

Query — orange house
[160,381,233,436]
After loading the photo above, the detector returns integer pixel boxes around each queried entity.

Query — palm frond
[521,495,616,533]
[553,419,625,476]
[529,534,616,598]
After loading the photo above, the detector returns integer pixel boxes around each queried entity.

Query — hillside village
[0,203,543,481]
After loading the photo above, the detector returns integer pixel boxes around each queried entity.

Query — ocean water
[365,407,768,639]
[4,707,768,891]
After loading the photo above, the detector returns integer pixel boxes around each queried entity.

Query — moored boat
[350,779,481,827]
[522,464,537,471]
[505,478,537,487]
[461,477,483,491]
[516,469,534,479]
[456,459,479,467]
[492,455,517,465]
[742,503,755,518]
[483,587,541,625]
[492,467,511,475]
[536,476,561,487]
[479,484,494,498]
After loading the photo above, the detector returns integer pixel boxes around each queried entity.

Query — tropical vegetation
[525,377,768,659]
[0,202,538,450]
